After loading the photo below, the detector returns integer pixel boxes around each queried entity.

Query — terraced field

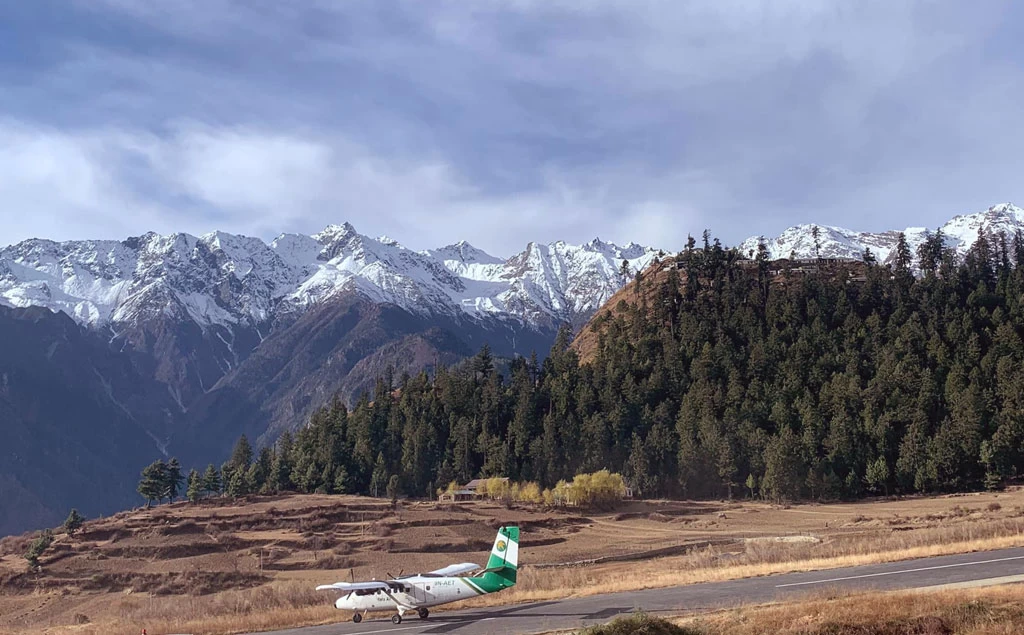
[4,489,1024,635]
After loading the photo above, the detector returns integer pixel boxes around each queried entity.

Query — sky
[0,1,1022,257]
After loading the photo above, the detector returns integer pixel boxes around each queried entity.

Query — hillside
[572,256,869,363]
[6,490,1024,635]
[0,305,180,536]
[261,226,1024,508]
[0,228,653,536]
[4,202,1024,537]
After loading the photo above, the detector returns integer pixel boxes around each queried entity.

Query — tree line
[159,227,1024,504]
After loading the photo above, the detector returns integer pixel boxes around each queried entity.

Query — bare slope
[5,490,1024,634]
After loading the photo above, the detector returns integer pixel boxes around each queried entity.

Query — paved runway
[252,547,1024,635]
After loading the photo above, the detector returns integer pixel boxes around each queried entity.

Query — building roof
[464,477,508,489]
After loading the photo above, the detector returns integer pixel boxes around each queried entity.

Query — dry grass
[9,490,1024,635]
[457,518,1024,609]
[675,584,1024,634]
[20,582,342,635]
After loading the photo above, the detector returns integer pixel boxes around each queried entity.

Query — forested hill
[217,229,1024,503]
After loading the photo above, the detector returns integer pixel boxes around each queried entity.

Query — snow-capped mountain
[0,225,659,331]
[740,203,1024,266]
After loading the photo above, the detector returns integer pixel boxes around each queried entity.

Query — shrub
[517,481,543,504]
[578,612,700,635]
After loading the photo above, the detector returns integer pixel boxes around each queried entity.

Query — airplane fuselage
[319,525,520,623]
[334,574,487,612]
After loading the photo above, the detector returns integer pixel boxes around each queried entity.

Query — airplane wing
[315,581,391,591]
[426,562,480,577]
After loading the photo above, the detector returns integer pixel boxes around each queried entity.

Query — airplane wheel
[418,608,429,619]
[392,614,403,624]
[352,613,362,623]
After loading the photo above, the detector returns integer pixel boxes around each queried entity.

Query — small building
[438,489,476,502]
[463,477,508,494]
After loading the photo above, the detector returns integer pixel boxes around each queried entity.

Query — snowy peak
[0,223,661,332]
[424,241,502,266]
[742,203,1024,266]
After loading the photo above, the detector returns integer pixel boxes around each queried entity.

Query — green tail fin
[471,525,519,592]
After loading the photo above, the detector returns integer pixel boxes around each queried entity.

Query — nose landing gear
[351,612,363,623]
[418,607,430,619]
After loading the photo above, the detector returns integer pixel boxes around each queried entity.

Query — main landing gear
[418,608,430,620]
[391,614,402,624]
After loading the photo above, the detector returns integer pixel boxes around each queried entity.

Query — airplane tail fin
[481,525,518,587]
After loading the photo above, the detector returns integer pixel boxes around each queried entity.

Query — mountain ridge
[740,202,1024,265]
[3,201,1024,536]
[0,226,659,333]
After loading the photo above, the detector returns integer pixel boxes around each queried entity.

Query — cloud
[0,119,693,254]
[1,1,1023,252]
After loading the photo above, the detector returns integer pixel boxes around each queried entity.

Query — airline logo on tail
[488,526,519,570]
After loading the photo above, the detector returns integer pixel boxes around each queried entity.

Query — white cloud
[0,122,167,241]
[0,120,708,254]
[4,1,1024,251]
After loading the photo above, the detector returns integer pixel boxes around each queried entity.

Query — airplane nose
[335,597,349,610]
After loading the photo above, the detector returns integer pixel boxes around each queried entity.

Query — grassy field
[572,584,1024,634]
[4,488,1024,635]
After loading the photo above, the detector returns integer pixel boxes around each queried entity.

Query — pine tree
[251,446,274,493]
[270,431,295,492]
[226,467,249,498]
[186,469,202,502]
[229,435,254,472]
[62,509,84,537]
[762,427,803,503]
[137,460,167,508]
[894,232,913,272]
[865,457,890,495]
[24,529,53,569]
[165,457,184,502]
[370,453,388,498]
[202,464,221,496]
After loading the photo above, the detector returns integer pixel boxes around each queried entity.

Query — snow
[6,202,1022,335]
[0,218,650,332]
[740,203,1024,269]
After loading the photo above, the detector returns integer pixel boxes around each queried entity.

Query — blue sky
[0,1,1022,256]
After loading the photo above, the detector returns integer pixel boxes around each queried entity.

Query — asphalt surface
[251,547,1024,635]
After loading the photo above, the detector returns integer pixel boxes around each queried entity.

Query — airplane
[316,525,519,624]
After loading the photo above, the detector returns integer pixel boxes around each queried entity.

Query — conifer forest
[203,229,1024,503]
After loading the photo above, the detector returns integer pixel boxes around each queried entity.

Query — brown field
[557,585,1024,634]
[669,584,1024,634]
[4,487,1024,635]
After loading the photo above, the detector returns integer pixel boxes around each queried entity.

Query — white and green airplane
[316,525,519,624]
